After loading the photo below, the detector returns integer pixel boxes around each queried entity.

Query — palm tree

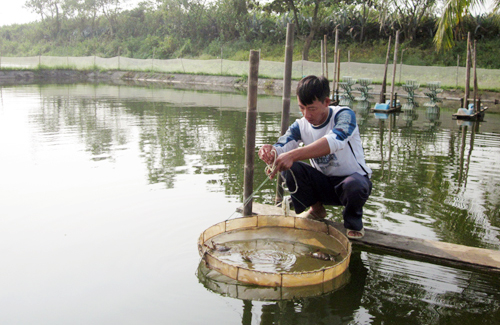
[434,0,500,51]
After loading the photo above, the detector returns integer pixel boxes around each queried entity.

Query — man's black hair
[296,75,330,105]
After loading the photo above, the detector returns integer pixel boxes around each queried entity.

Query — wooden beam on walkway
[237,203,500,273]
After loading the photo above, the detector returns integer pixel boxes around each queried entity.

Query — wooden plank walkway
[240,203,500,273]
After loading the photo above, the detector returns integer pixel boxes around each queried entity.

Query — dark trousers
[282,161,372,231]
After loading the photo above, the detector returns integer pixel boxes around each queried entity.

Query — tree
[265,0,334,60]
[390,0,436,41]
[24,0,64,36]
[434,0,500,50]
[212,0,250,40]
[96,0,123,37]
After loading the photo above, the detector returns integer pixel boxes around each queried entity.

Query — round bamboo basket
[198,215,351,287]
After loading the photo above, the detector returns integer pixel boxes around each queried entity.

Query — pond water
[0,83,499,324]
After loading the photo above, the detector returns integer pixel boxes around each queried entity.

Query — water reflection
[196,260,351,301]
[8,83,500,247]
[126,101,248,189]
[30,93,128,160]
[201,249,500,324]
[198,251,365,324]
[457,121,478,188]
[375,112,396,182]
[1,83,500,324]
[359,249,500,324]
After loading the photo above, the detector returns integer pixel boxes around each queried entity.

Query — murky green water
[1,83,499,324]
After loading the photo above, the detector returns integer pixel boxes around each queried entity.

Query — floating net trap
[198,215,351,287]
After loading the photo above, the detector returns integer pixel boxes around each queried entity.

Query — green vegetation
[1,0,500,68]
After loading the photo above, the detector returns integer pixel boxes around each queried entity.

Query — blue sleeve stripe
[333,128,348,140]
[333,109,356,140]
[275,121,301,147]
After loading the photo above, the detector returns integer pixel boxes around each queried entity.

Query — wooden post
[243,50,260,216]
[301,53,304,77]
[380,36,392,104]
[348,50,350,74]
[180,57,185,73]
[390,31,400,108]
[336,49,341,95]
[464,32,471,108]
[333,29,338,97]
[399,49,405,84]
[276,23,294,204]
[324,34,328,80]
[473,40,478,113]
[321,39,324,76]
[456,54,460,88]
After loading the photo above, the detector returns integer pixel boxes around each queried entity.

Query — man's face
[297,97,330,126]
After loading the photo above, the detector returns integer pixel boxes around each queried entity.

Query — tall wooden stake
[473,40,478,113]
[333,29,338,97]
[275,23,294,204]
[321,39,325,76]
[243,50,260,216]
[380,36,392,104]
[336,49,341,95]
[324,34,328,80]
[464,32,471,108]
[390,31,399,108]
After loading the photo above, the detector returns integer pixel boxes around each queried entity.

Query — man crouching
[258,75,372,239]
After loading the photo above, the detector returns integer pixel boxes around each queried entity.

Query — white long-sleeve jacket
[274,106,372,178]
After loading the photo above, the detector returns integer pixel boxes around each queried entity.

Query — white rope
[226,176,270,221]
[264,149,298,195]
[226,148,301,220]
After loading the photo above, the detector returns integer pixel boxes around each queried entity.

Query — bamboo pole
[152,48,155,71]
[399,49,405,84]
[336,49,341,95]
[243,50,260,217]
[390,31,400,108]
[348,50,350,74]
[380,36,392,104]
[275,23,294,204]
[324,35,328,80]
[473,40,478,113]
[321,39,324,76]
[464,32,471,108]
[118,47,121,70]
[333,29,338,97]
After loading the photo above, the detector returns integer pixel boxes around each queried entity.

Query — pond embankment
[1,69,499,112]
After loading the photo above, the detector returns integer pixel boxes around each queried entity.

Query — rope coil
[264,149,297,195]
[227,148,301,221]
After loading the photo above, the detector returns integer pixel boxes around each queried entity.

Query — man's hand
[259,145,296,179]
[273,151,294,176]
[258,144,277,165]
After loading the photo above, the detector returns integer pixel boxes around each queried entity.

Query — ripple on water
[214,239,341,273]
